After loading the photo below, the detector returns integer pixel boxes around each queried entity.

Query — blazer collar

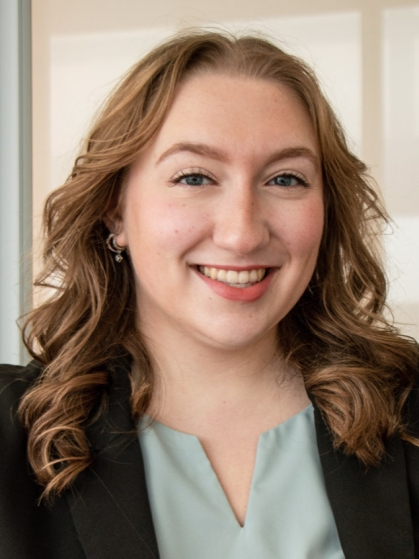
[311,397,416,559]
[67,353,160,559]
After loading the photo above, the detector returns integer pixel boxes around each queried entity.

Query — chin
[197,322,278,352]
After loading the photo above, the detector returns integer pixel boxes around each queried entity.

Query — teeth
[218,269,227,281]
[226,270,238,283]
[249,270,258,282]
[198,266,267,286]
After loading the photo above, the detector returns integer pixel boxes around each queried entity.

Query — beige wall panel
[383,5,419,338]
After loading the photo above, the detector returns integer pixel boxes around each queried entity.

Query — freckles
[279,214,323,250]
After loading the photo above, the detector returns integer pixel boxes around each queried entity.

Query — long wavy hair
[19,29,418,500]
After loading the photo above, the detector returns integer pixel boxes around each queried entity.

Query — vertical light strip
[0,0,32,364]
[361,2,383,186]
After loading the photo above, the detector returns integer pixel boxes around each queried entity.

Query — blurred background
[1,0,418,363]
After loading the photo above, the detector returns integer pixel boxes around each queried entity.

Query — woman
[1,30,418,559]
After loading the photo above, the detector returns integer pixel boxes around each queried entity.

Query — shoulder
[0,361,43,442]
[401,361,419,550]
[0,360,43,385]
[0,362,89,558]
[0,361,43,409]
[0,361,43,498]
[404,356,419,433]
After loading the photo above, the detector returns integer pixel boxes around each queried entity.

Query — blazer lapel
[312,401,415,559]
[67,354,160,559]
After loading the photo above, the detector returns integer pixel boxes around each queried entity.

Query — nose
[212,183,270,256]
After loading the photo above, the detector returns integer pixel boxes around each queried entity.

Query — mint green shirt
[138,405,345,559]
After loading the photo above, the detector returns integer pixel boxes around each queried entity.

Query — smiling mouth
[197,266,269,288]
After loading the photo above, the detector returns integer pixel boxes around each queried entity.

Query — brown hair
[19,29,418,500]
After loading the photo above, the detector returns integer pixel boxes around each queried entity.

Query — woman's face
[114,74,324,352]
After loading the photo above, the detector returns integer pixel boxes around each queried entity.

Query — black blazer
[1,356,419,559]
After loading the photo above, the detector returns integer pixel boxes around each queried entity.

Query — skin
[111,74,324,526]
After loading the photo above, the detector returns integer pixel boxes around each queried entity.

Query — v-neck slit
[138,404,345,558]
[140,405,313,529]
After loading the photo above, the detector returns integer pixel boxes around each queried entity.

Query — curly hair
[19,29,418,500]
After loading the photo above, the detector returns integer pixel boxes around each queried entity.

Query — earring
[106,233,125,263]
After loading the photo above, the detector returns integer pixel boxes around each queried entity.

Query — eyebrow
[265,147,320,171]
[156,142,229,165]
[156,142,320,170]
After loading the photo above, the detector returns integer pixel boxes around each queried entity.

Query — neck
[139,325,309,434]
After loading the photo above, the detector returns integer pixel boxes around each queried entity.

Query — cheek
[125,197,209,256]
[280,201,324,255]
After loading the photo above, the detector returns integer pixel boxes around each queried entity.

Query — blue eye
[269,174,307,187]
[180,174,207,186]
[174,173,213,186]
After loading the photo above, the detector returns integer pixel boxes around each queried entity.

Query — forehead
[148,73,318,161]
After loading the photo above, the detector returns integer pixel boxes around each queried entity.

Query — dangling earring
[106,233,125,263]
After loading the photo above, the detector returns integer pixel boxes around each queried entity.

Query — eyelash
[170,169,309,188]
[267,171,309,188]
[170,168,216,187]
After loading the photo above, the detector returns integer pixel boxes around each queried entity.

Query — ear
[103,211,128,248]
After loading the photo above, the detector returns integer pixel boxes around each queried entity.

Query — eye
[268,173,308,187]
[171,169,215,187]
[175,173,211,186]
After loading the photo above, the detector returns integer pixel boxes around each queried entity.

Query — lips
[197,266,267,288]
